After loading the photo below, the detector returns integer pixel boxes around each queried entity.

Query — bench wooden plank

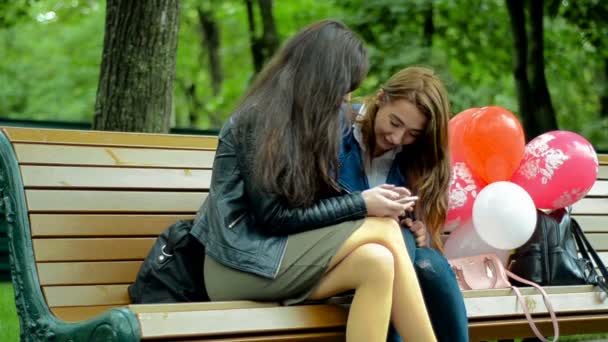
[21,165,212,189]
[26,190,205,212]
[599,165,608,179]
[178,332,344,342]
[30,214,193,237]
[14,144,215,168]
[572,198,608,214]
[136,305,348,339]
[464,288,608,318]
[588,180,608,196]
[469,314,608,342]
[37,261,142,285]
[582,233,608,251]
[43,284,131,307]
[3,127,218,149]
[33,238,154,261]
[50,301,278,322]
[51,305,123,322]
[573,215,608,232]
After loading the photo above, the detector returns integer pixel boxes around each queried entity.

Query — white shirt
[352,110,401,188]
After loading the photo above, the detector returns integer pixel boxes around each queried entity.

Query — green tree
[506,0,558,141]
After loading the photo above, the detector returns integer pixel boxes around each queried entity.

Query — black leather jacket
[190,117,367,279]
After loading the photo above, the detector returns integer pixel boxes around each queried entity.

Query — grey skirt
[204,218,365,305]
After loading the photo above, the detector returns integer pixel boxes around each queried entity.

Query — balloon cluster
[444,106,599,263]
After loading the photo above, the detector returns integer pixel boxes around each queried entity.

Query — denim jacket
[338,126,408,192]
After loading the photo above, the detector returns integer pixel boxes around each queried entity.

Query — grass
[0,282,19,341]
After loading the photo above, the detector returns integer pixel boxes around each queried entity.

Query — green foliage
[0,0,605,149]
[0,0,104,122]
[0,282,19,341]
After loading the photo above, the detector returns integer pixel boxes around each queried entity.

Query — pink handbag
[448,253,559,342]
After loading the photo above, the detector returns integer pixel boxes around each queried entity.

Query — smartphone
[403,196,419,202]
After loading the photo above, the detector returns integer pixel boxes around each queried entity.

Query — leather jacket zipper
[228,213,246,229]
[274,239,288,278]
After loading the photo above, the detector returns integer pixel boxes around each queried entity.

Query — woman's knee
[361,217,404,246]
[414,248,453,282]
[350,243,395,285]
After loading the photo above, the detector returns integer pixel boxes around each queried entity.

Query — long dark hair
[233,20,369,207]
[358,67,451,251]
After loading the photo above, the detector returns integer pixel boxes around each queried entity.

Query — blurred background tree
[0,0,605,148]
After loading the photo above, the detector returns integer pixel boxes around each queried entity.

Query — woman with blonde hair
[191,22,437,342]
[340,66,468,342]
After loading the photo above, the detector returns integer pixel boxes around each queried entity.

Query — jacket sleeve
[228,126,368,236]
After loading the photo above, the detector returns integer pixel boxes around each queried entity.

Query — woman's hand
[401,217,427,247]
[362,185,416,219]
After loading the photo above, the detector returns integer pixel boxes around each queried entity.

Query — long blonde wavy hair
[357,66,451,251]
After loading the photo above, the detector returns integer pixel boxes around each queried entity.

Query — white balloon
[472,181,537,250]
[444,220,511,266]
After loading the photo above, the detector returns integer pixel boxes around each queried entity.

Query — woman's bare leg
[309,217,436,342]
[309,243,395,341]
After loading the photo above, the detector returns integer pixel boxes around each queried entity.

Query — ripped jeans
[387,228,469,342]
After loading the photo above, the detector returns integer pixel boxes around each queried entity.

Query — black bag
[508,208,608,293]
[128,219,209,303]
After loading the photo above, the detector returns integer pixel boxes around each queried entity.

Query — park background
[0,0,606,341]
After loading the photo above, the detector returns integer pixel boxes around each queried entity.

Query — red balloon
[462,106,525,183]
[449,108,479,162]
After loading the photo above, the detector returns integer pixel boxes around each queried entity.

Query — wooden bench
[1,126,606,341]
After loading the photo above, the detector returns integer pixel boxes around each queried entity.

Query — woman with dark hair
[340,66,467,341]
[190,20,437,341]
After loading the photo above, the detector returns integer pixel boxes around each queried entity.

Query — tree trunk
[258,0,279,62]
[506,0,535,140]
[602,58,608,118]
[197,6,222,96]
[93,0,180,133]
[528,0,558,137]
[245,0,264,73]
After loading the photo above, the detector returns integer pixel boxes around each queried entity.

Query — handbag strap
[570,217,608,294]
[451,256,499,290]
[507,270,560,342]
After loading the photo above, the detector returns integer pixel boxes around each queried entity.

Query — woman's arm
[227,126,368,235]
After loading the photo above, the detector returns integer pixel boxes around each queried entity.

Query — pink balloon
[444,161,487,232]
[511,131,599,210]
[444,220,511,266]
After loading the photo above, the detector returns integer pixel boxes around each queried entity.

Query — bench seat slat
[21,166,212,189]
[26,190,205,212]
[3,127,218,149]
[30,214,194,237]
[51,305,123,322]
[171,332,344,342]
[43,284,131,307]
[14,144,215,168]
[464,289,608,318]
[136,305,348,339]
[38,261,142,285]
[469,314,608,341]
[33,238,155,261]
